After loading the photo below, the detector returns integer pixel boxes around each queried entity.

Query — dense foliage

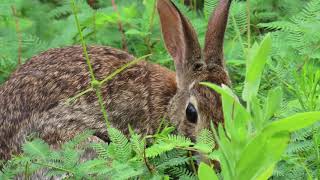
[0,0,320,179]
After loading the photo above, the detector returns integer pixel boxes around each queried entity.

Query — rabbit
[0,0,231,162]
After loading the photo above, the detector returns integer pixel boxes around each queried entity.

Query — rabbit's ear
[157,0,202,88]
[204,0,231,68]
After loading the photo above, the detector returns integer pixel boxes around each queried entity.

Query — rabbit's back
[0,45,177,160]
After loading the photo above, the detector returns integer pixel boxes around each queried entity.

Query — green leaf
[251,96,264,131]
[236,132,290,180]
[198,162,219,180]
[264,87,283,121]
[263,112,320,136]
[255,164,276,180]
[242,34,272,101]
[201,82,250,145]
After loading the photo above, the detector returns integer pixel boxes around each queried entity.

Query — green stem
[188,151,197,174]
[100,54,151,85]
[71,0,110,127]
[66,54,150,106]
[70,0,152,129]
[95,87,110,128]
[246,0,251,49]
[66,88,94,105]
[145,0,157,54]
[33,161,75,175]
[71,0,96,81]
[24,162,30,180]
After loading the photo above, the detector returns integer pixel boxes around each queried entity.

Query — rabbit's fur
[0,0,231,162]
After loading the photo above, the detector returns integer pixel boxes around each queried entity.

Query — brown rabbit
[0,0,231,161]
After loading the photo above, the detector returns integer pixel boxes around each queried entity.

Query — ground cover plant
[0,0,320,179]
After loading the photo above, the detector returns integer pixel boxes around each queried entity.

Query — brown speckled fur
[0,0,231,167]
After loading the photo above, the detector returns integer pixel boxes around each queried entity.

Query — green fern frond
[62,130,94,149]
[156,157,191,171]
[146,134,192,158]
[258,21,300,32]
[75,159,107,177]
[61,149,80,169]
[91,143,109,160]
[291,0,320,23]
[109,161,144,180]
[194,129,215,153]
[107,127,132,162]
[22,139,51,159]
[286,140,313,154]
[203,0,218,19]
[168,166,196,179]
[166,135,193,147]
[48,0,72,19]
[146,142,175,158]
[130,133,145,159]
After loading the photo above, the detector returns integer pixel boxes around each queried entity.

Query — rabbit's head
[157,0,231,139]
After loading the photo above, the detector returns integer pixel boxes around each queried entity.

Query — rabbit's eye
[186,103,198,124]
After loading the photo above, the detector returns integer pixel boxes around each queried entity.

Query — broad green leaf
[264,87,283,121]
[198,162,219,180]
[216,124,235,179]
[242,34,272,101]
[255,164,276,180]
[201,82,250,146]
[251,96,264,131]
[236,132,290,180]
[263,112,320,136]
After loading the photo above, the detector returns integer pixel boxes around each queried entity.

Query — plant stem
[71,0,96,82]
[143,138,155,173]
[66,54,150,106]
[71,0,111,127]
[24,162,30,180]
[33,161,75,175]
[111,0,128,51]
[246,0,251,49]
[66,87,94,105]
[100,54,151,85]
[93,9,97,41]
[95,87,110,128]
[145,0,157,55]
[188,151,197,174]
[11,5,22,66]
